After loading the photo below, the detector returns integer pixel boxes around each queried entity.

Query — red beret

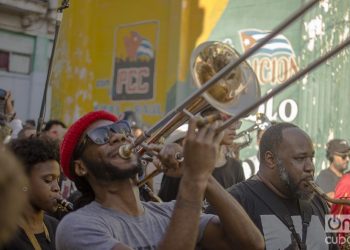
[60,111,118,180]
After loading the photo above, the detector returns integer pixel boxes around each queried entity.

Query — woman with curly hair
[4,137,61,250]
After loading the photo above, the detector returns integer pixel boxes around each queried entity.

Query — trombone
[233,113,271,150]
[119,0,320,157]
[119,40,261,161]
[309,181,350,206]
[118,0,350,188]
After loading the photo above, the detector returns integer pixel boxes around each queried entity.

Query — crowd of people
[1,87,350,250]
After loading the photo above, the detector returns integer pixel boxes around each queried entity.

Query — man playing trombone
[56,110,264,250]
[206,122,338,249]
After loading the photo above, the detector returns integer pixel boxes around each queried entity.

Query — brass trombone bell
[120,42,261,160]
[191,41,261,118]
[132,42,262,187]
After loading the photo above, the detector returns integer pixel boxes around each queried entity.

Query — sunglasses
[86,120,132,145]
[74,121,132,157]
[334,153,350,160]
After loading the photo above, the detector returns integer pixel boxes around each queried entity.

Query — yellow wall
[51,0,228,126]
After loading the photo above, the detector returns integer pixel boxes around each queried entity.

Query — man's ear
[264,151,276,169]
[73,160,88,177]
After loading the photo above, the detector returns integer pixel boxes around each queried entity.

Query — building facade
[0,0,57,121]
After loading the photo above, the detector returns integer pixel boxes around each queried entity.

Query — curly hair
[8,137,60,174]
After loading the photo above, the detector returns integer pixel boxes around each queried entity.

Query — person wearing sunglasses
[56,110,264,250]
[316,138,350,199]
[330,142,350,249]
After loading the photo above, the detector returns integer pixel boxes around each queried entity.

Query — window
[9,53,31,74]
[0,50,31,74]
[0,51,9,71]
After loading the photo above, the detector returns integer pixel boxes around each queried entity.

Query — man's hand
[158,142,183,169]
[183,118,224,179]
[157,118,225,250]
[149,142,183,176]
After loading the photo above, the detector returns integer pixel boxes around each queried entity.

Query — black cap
[327,139,350,154]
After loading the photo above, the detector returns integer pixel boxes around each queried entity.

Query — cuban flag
[136,39,154,59]
[239,29,295,56]
[124,31,154,60]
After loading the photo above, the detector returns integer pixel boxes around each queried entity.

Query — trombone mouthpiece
[119,144,133,159]
[308,180,324,195]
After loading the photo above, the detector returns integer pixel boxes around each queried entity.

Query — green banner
[204,0,350,172]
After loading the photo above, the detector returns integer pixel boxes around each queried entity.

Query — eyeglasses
[334,153,350,160]
[74,120,132,157]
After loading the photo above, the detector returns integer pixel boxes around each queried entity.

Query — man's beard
[334,161,347,173]
[81,155,142,182]
[277,160,314,201]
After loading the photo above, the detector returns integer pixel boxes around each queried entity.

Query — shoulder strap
[299,199,312,250]
[243,180,310,250]
[243,181,294,226]
[18,221,51,250]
